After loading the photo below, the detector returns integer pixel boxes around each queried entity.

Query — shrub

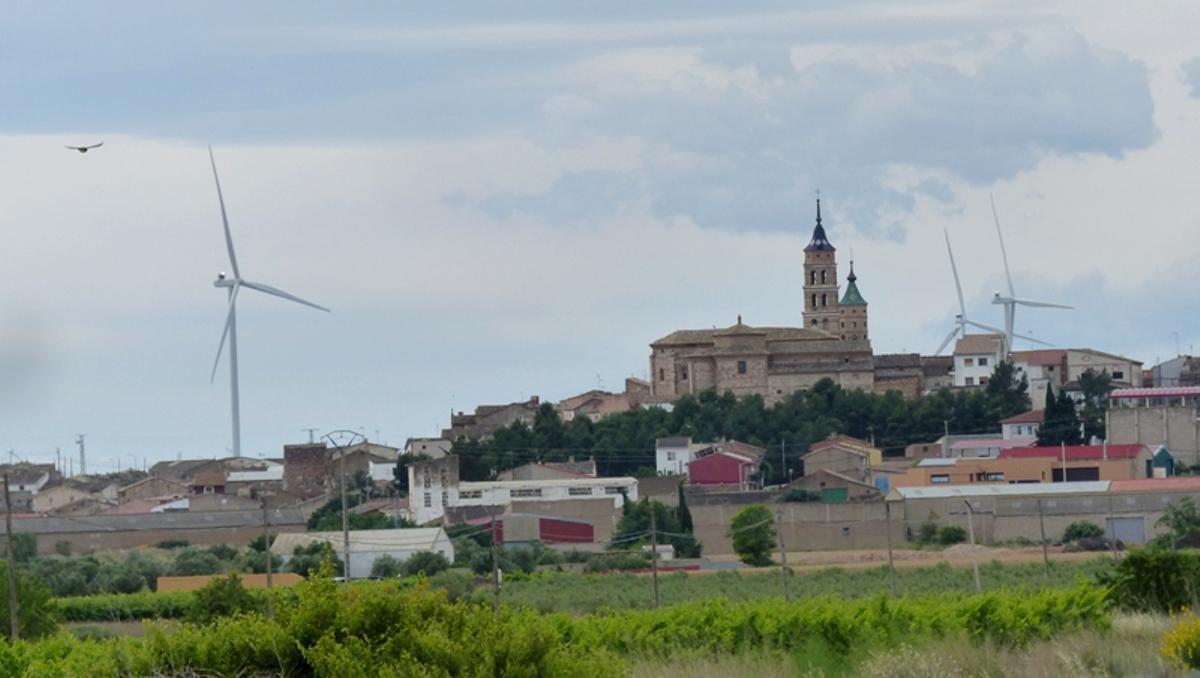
[1099,547,1200,613]
[781,488,821,503]
[1163,611,1200,670]
[0,562,58,640]
[157,539,190,550]
[935,526,967,546]
[1062,521,1105,543]
[55,590,193,622]
[94,562,147,594]
[54,541,72,557]
[8,533,37,564]
[370,554,403,578]
[169,548,224,576]
[401,551,450,577]
[729,504,775,567]
[205,544,240,561]
[917,521,938,545]
[426,570,474,602]
[285,542,343,578]
[584,552,649,573]
[186,574,259,625]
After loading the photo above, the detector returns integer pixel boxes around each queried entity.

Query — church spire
[804,196,835,252]
[840,260,867,306]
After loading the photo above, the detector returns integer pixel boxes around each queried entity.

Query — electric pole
[775,510,791,601]
[964,500,981,593]
[4,474,19,644]
[1037,499,1050,581]
[491,513,501,613]
[75,435,86,476]
[302,428,318,444]
[885,500,898,597]
[262,501,274,618]
[649,506,660,609]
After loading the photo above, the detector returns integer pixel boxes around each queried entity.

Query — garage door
[1106,517,1146,545]
[821,487,848,503]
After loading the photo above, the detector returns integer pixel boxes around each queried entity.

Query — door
[1106,517,1146,545]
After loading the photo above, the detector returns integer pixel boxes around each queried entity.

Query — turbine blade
[944,230,967,317]
[241,280,330,312]
[1012,332,1052,347]
[990,194,1015,297]
[209,146,241,279]
[1012,297,1073,309]
[210,283,240,383]
[964,319,1006,335]
[936,326,960,355]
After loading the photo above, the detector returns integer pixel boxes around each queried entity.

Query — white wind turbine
[934,229,1024,354]
[988,195,1071,353]
[208,147,330,457]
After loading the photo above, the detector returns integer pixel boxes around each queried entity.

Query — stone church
[648,199,877,405]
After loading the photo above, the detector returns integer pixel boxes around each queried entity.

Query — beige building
[1108,386,1200,466]
[801,434,883,482]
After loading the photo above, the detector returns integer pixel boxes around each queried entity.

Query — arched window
[820,270,827,284]
[810,270,816,285]
[811,319,818,326]
[821,293,827,306]
[811,294,817,308]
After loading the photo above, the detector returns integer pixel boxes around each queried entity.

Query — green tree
[169,548,225,576]
[1037,383,1083,446]
[370,554,403,578]
[285,542,344,578]
[985,361,1031,420]
[1077,369,1113,442]
[728,504,775,567]
[676,483,693,535]
[6,533,37,564]
[1063,521,1105,542]
[1156,497,1200,547]
[186,574,258,625]
[612,499,701,558]
[402,551,451,577]
[0,562,57,640]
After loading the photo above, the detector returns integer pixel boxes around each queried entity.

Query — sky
[3,1,1200,469]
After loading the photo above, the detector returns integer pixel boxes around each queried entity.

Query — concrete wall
[1107,406,1200,467]
[511,497,622,543]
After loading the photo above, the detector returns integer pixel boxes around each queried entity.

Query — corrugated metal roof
[271,528,449,555]
[889,482,1110,499]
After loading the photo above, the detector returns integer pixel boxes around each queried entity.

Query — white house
[271,528,454,580]
[1000,410,1044,440]
[407,456,636,524]
[404,438,452,459]
[655,437,693,476]
[952,334,1005,387]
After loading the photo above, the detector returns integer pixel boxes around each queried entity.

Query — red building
[687,449,762,491]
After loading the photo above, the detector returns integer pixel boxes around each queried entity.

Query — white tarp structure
[271,527,454,580]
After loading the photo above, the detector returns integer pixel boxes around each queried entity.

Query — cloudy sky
[3,2,1200,468]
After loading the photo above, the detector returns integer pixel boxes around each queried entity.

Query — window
[979,357,989,367]
[811,293,817,308]
[459,490,482,499]
[423,475,431,488]
[930,474,950,484]
[964,358,975,367]
[979,376,989,385]
[965,377,975,385]
[737,360,747,374]
[821,270,827,284]
[658,368,665,381]
[666,451,676,461]
[604,486,625,495]
[1112,370,1124,380]
[821,293,827,307]
[423,493,432,507]
[569,487,593,496]
[441,491,448,506]
[681,366,688,380]
[810,270,816,285]
[511,488,542,498]
[811,319,818,326]
[984,473,1005,481]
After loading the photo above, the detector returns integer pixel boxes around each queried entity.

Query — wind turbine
[935,229,1023,354]
[988,195,1071,353]
[208,147,330,457]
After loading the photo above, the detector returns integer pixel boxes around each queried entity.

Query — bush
[1062,521,1105,543]
[157,539,190,550]
[1163,611,1200,670]
[935,526,967,546]
[1099,547,1200,613]
[917,521,938,545]
[370,554,403,578]
[186,574,259,625]
[55,590,193,622]
[285,542,343,578]
[205,544,240,561]
[7,533,37,564]
[169,548,224,576]
[401,551,450,577]
[583,552,650,573]
[729,504,775,567]
[0,562,58,640]
[426,570,475,602]
[781,488,821,503]
[54,541,72,557]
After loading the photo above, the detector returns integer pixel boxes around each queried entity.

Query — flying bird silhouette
[65,142,103,154]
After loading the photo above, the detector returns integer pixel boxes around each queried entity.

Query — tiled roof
[998,444,1147,461]
[1000,410,1044,425]
[1110,477,1200,493]
[652,325,828,346]
[874,353,921,368]
[1011,350,1066,366]
[954,334,1004,355]
[1111,386,1200,399]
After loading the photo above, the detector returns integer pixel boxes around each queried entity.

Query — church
[648,199,877,405]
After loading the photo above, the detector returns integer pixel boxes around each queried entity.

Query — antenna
[76,434,86,476]
[302,428,319,444]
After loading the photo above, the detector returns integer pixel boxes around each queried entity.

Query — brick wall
[283,444,331,499]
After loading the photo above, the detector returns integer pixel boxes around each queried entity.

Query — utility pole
[262,501,274,618]
[1037,499,1050,581]
[885,500,898,597]
[302,428,318,444]
[338,447,350,581]
[1107,494,1120,562]
[964,500,981,593]
[76,435,86,476]
[942,420,949,457]
[779,439,787,487]
[649,506,660,609]
[3,475,19,644]
[490,513,501,614]
[775,510,791,601]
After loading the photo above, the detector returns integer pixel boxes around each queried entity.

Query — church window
[811,294,817,308]
[810,271,816,285]
[821,293,827,306]
[840,321,844,328]
[658,368,665,381]
[737,360,747,375]
[811,319,818,326]
[820,270,827,284]
[681,366,688,380]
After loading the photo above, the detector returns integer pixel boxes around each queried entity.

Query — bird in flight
[65,142,103,154]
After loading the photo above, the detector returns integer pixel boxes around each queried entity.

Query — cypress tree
[676,482,694,534]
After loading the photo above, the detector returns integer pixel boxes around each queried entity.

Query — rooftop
[804,198,835,252]
[1110,477,1200,493]
[1110,386,1200,399]
[271,528,448,555]
[954,334,1004,356]
[1010,350,1067,366]
[1000,410,1045,425]
[998,444,1147,461]
[888,481,1111,500]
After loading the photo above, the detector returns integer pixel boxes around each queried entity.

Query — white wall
[656,444,692,476]
[953,352,1000,387]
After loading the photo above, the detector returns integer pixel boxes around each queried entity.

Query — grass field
[481,557,1113,614]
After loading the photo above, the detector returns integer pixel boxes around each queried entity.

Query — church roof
[839,262,867,306]
[651,325,829,347]
[804,198,836,252]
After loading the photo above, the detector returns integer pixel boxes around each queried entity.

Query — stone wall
[283,444,331,499]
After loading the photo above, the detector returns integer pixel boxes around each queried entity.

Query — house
[998,444,1158,482]
[117,476,188,504]
[688,448,762,491]
[1000,410,1044,440]
[32,481,108,514]
[556,389,632,422]
[189,468,227,495]
[0,464,56,495]
[226,464,285,496]
[802,434,881,482]
[1149,356,1200,388]
[786,468,881,502]
[403,438,452,460]
[271,528,454,580]
[1066,349,1143,388]
[942,434,1036,459]
[441,397,541,441]
[1011,350,1068,410]
[464,513,594,546]
[148,459,224,485]
[655,437,695,476]
[952,334,1005,387]
[407,455,636,525]
[496,460,597,481]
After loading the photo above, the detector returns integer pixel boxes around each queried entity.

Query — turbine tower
[935,230,1043,354]
[988,195,1071,354]
[208,147,330,457]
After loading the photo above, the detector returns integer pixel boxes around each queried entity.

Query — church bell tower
[802,197,840,334]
